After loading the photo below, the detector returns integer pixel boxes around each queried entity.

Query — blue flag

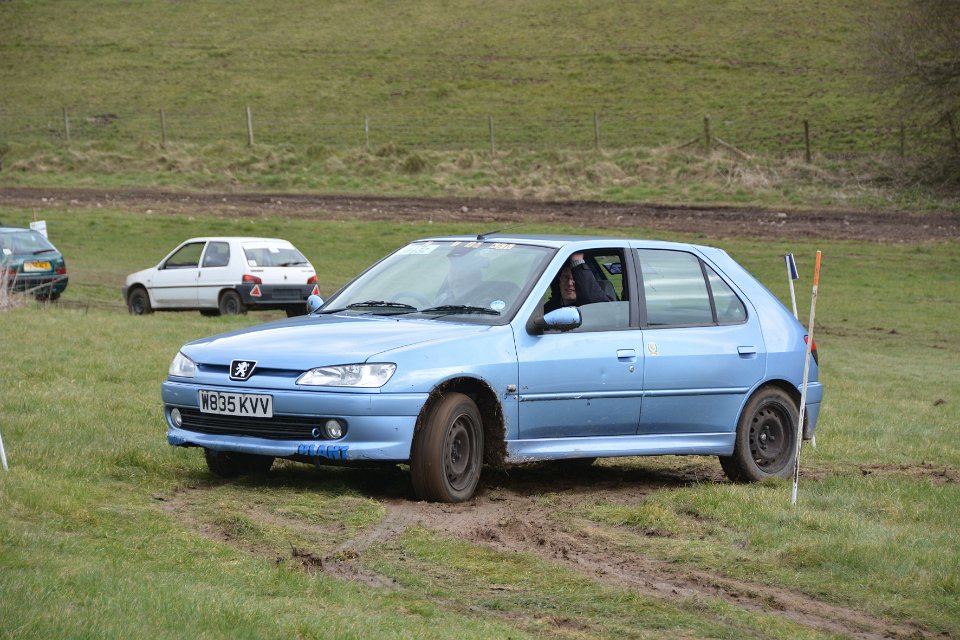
[784,253,798,280]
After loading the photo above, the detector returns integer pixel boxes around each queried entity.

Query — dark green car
[0,226,69,301]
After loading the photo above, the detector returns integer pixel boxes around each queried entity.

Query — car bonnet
[179,314,491,370]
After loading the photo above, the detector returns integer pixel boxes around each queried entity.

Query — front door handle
[737,345,757,357]
[617,349,637,361]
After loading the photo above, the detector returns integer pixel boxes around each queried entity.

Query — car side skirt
[505,432,735,462]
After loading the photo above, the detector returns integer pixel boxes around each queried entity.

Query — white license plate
[199,390,273,417]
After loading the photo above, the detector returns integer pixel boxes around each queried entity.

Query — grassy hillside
[1,0,904,153]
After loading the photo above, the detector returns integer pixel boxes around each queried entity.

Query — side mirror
[530,307,581,334]
[306,294,324,314]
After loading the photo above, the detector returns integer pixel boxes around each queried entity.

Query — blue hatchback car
[163,235,822,502]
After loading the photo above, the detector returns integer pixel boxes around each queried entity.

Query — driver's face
[559,266,577,303]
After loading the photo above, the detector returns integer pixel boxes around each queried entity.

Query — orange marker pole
[792,251,821,506]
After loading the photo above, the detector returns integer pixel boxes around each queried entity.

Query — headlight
[297,363,396,388]
[169,352,196,378]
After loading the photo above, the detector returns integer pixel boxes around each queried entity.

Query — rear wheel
[204,449,274,477]
[219,290,246,315]
[127,286,152,315]
[410,392,484,503]
[720,387,798,482]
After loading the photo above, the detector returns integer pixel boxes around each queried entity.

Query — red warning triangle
[250,284,262,297]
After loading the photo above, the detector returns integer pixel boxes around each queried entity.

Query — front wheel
[204,449,274,477]
[219,290,246,315]
[410,392,484,503]
[720,387,798,482]
[127,286,153,315]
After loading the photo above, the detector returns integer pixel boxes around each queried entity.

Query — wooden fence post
[160,108,168,149]
[947,111,960,157]
[703,115,711,154]
[364,115,370,151]
[804,120,811,163]
[899,120,905,159]
[63,107,70,141]
[594,111,600,150]
[246,105,254,146]
[488,115,495,154]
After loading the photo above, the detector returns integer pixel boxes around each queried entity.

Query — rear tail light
[242,274,262,285]
[804,335,819,365]
[307,275,318,285]
[56,265,67,275]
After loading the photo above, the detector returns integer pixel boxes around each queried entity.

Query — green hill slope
[1,0,900,153]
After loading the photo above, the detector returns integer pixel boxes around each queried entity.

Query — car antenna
[477,222,527,241]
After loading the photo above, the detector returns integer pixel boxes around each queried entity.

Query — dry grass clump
[0,259,27,311]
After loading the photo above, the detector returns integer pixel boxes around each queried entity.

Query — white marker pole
[792,251,821,506]
[0,428,8,471]
[784,253,799,319]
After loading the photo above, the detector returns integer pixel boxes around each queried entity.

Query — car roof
[0,226,35,233]
[413,233,706,251]
[180,236,295,244]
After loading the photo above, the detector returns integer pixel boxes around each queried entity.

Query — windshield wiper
[344,300,419,315]
[278,260,309,266]
[421,305,501,316]
[32,248,55,255]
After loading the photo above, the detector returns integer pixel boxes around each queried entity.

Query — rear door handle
[737,345,757,357]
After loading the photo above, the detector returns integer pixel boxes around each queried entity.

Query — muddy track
[2,186,959,241]
[163,462,947,639]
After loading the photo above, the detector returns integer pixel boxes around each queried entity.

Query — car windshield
[242,243,310,267]
[323,240,555,323]
[0,230,56,256]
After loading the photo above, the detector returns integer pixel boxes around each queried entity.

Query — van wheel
[720,387,798,482]
[410,392,484,503]
[204,449,274,477]
[219,290,246,315]
[127,286,153,315]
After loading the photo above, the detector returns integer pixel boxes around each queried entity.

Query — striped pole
[0,428,9,471]
[784,253,799,319]
[792,250,821,505]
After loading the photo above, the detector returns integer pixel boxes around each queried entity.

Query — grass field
[3,0,959,213]
[1,205,958,638]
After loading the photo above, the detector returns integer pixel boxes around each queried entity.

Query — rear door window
[636,249,746,327]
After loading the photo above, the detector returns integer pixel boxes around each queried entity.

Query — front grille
[179,408,331,440]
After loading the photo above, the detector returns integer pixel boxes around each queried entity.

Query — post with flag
[784,253,799,318]
[791,250,822,506]
[0,427,8,471]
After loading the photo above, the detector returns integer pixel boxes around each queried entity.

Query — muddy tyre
[219,290,246,315]
[127,286,153,315]
[204,449,274,477]
[410,392,484,503]
[720,387,798,482]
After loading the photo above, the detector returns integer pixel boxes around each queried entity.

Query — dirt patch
[2,187,959,242]
[163,462,938,639]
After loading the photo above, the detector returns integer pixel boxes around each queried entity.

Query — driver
[544,253,615,313]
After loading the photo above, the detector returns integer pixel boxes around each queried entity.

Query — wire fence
[0,106,955,160]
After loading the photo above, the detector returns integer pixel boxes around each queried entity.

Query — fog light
[324,419,344,439]
[171,408,183,428]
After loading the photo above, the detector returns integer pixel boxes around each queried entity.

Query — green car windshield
[324,240,554,323]
[0,230,57,256]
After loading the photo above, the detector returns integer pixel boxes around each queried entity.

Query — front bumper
[162,380,427,461]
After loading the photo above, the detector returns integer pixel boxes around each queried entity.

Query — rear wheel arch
[720,383,800,483]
